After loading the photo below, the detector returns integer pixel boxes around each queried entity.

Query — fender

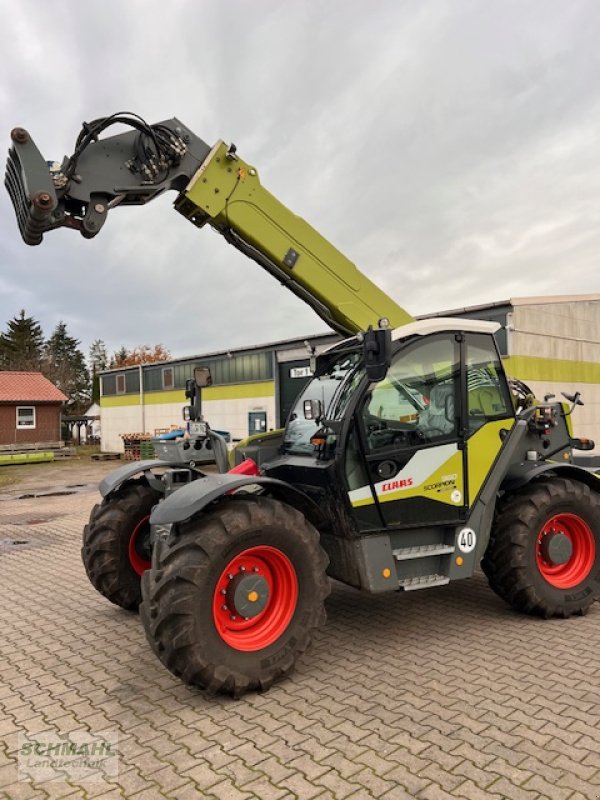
[502,462,600,494]
[99,459,202,498]
[149,472,324,527]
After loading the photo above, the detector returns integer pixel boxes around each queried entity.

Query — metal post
[139,364,146,433]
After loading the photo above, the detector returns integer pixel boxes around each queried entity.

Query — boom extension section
[5,114,412,336]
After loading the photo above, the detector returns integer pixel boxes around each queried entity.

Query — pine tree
[110,346,129,369]
[89,339,108,404]
[0,310,45,370]
[43,322,90,412]
[89,340,108,372]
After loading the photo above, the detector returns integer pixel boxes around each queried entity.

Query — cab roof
[391,317,501,341]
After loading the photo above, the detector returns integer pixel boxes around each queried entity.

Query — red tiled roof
[0,371,68,403]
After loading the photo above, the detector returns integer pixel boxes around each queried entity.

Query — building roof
[0,372,68,403]
[420,293,600,318]
[509,294,600,306]
[99,331,339,375]
[392,317,500,341]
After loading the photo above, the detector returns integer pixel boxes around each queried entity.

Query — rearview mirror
[194,366,212,388]
[363,326,391,383]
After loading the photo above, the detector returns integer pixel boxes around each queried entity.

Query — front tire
[482,477,600,618]
[140,496,330,696]
[82,481,161,611]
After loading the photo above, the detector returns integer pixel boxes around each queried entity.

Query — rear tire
[82,482,161,611]
[140,496,330,696]
[482,478,600,618]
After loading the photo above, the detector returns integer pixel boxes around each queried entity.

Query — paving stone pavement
[1,481,600,799]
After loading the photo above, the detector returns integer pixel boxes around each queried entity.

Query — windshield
[283,351,363,455]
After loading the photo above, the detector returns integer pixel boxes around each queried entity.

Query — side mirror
[194,366,212,388]
[304,399,323,421]
[363,326,391,383]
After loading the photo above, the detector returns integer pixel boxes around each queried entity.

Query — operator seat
[418,384,455,437]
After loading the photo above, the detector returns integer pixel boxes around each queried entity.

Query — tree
[0,310,45,370]
[89,339,108,373]
[110,343,171,368]
[43,322,90,412]
[89,339,108,404]
[109,346,129,369]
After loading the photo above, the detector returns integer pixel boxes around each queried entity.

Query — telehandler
[5,114,600,696]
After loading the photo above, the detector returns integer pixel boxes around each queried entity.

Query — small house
[0,371,68,445]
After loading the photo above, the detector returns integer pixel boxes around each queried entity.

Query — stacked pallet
[120,432,154,461]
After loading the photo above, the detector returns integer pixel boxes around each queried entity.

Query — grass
[69,444,102,460]
[0,472,18,489]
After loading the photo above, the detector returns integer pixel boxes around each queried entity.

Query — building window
[16,406,36,429]
[162,367,174,390]
[116,374,126,394]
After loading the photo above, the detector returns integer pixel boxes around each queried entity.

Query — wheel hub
[213,545,299,651]
[128,515,152,576]
[226,573,269,619]
[539,531,573,566]
[536,512,596,589]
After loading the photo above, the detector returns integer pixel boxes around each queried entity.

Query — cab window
[362,335,459,452]
[466,334,513,434]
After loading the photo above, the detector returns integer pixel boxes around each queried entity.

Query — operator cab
[274,318,515,537]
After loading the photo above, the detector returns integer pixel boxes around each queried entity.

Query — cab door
[463,333,515,505]
[348,333,466,528]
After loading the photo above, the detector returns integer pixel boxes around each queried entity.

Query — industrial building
[99,294,600,456]
[99,332,338,452]
[422,295,600,456]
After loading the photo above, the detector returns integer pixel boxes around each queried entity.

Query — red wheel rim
[536,513,595,589]
[213,546,298,651]
[128,515,151,576]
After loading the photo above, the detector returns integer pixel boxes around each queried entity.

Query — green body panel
[466,419,513,505]
[350,420,511,511]
[176,141,413,336]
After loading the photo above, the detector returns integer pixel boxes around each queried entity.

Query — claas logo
[381,478,413,492]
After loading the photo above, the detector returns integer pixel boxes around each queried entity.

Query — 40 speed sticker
[457,528,477,554]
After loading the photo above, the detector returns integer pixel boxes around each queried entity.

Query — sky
[1,0,600,363]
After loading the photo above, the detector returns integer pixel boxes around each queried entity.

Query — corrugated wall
[506,299,600,454]
[100,383,276,452]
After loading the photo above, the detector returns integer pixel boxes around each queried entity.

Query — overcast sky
[1,0,600,363]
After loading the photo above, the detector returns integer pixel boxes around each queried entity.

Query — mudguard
[149,472,323,527]
[99,460,201,498]
[502,462,600,493]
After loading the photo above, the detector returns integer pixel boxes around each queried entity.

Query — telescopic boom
[5,114,412,336]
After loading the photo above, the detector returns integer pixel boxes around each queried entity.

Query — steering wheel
[419,426,448,439]
[369,423,419,448]
[366,416,387,434]
[369,427,395,447]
